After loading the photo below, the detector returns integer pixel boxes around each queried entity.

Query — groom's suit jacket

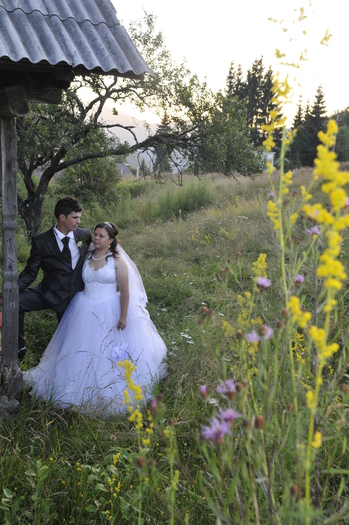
[18,227,92,314]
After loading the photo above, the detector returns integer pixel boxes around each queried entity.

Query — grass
[1,166,349,523]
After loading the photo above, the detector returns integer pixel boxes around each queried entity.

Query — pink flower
[294,274,304,286]
[246,331,260,343]
[262,326,274,340]
[307,226,320,236]
[246,326,273,342]
[216,380,236,399]
[257,277,271,289]
[201,417,231,443]
[200,385,207,399]
[344,197,349,208]
[219,408,242,423]
[269,191,274,200]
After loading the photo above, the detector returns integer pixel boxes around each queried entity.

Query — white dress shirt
[53,226,80,269]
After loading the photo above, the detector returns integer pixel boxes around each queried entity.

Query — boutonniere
[76,234,91,250]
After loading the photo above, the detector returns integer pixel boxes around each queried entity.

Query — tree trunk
[18,192,45,238]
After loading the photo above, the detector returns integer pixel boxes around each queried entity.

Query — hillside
[3,166,349,524]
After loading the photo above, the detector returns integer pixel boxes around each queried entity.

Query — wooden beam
[0,86,30,117]
[26,85,62,104]
[0,116,23,396]
[0,83,63,114]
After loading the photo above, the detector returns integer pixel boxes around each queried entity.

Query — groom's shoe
[18,347,26,360]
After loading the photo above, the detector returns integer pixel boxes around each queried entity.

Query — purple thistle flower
[246,331,260,343]
[247,326,273,342]
[219,408,242,423]
[216,380,236,399]
[269,191,274,200]
[262,326,274,340]
[201,417,232,443]
[257,277,271,289]
[307,226,320,236]
[294,274,305,285]
[200,385,207,399]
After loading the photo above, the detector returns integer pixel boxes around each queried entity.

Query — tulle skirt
[23,290,167,415]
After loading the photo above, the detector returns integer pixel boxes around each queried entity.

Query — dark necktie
[62,237,72,265]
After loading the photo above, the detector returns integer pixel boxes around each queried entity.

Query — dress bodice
[82,256,117,301]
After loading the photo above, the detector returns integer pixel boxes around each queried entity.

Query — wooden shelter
[0,0,152,397]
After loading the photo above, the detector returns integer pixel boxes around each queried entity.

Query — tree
[16,81,128,236]
[335,108,349,128]
[153,115,173,176]
[16,11,263,237]
[56,156,123,205]
[190,92,264,177]
[328,109,349,161]
[226,62,246,100]
[310,86,327,129]
[225,57,281,152]
[245,58,265,146]
[293,97,303,128]
[334,126,349,161]
[288,87,328,168]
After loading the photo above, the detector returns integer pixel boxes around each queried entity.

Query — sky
[111,0,349,124]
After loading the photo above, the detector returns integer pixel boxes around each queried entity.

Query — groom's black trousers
[19,288,66,350]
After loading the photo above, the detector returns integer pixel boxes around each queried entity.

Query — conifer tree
[288,88,328,167]
[226,62,246,100]
[153,114,172,174]
[293,97,303,128]
[329,109,349,161]
[310,85,327,130]
[225,57,281,153]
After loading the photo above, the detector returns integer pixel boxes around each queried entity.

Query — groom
[18,196,92,359]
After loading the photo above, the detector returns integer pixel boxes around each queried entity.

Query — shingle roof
[0,0,152,79]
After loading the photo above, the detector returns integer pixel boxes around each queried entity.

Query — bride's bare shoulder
[113,254,127,271]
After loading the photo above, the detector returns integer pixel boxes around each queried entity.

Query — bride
[24,222,167,414]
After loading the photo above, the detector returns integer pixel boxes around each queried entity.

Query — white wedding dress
[24,250,167,415]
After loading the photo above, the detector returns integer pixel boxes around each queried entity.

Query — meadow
[1,158,349,524]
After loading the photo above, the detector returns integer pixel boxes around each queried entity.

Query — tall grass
[2,165,349,523]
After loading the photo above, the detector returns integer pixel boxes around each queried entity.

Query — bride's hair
[94,222,120,258]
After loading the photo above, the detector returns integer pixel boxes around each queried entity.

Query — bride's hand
[117,317,126,330]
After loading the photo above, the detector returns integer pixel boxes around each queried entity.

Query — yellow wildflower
[306,390,316,411]
[252,254,268,279]
[263,134,275,152]
[288,296,311,328]
[311,431,322,449]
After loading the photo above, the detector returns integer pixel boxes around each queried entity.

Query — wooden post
[0,116,23,396]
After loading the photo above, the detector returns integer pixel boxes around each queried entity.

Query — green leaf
[322,469,349,474]
[85,505,97,512]
[338,477,345,497]
[38,465,49,475]
[3,489,12,499]
[95,483,108,492]
[342,437,347,455]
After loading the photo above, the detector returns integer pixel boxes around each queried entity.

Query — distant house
[262,151,275,167]
[117,163,133,177]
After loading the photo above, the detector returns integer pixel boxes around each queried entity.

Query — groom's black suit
[18,227,92,350]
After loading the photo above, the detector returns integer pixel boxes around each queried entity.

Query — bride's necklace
[91,250,110,261]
